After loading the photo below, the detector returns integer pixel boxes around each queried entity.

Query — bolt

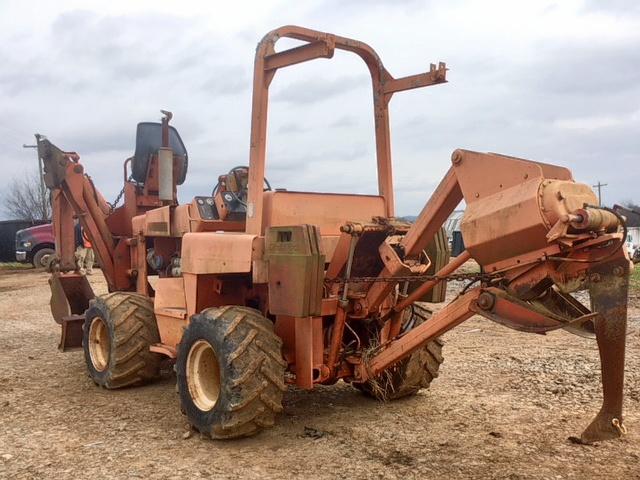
[477,292,495,311]
[590,273,601,283]
[613,266,624,277]
[73,165,83,174]
[451,150,463,165]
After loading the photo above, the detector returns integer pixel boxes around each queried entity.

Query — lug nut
[590,273,601,283]
[477,292,495,311]
[612,266,624,277]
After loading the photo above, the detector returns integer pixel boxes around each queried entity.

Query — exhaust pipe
[158,146,173,201]
[158,110,174,202]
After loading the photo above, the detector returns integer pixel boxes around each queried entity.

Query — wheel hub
[88,316,110,372]
[187,340,221,411]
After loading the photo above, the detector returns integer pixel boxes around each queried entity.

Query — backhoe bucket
[581,263,630,443]
[49,273,95,351]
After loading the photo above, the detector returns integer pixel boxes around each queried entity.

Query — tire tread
[83,292,161,389]
[355,310,444,401]
[177,306,285,440]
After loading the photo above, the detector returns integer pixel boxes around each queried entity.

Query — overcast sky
[0,0,638,218]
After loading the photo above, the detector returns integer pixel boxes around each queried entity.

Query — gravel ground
[0,270,639,479]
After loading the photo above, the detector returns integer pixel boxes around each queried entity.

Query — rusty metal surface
[395,250,471,312]
[180,232,257,274]
[457,152,591,268]
[153,277,187,347]
[38,25,633,445]
[143,205,172,237]
[347,141,630,443]
[245,25,447,234]
[49,273,94,325]
[59,314,84,351]
[469,287,598,335]
[357,289,480,381]
[265,225,324,317]
[366,168,462,310]
[294,316,323,389]
[407,226,450,303]
[581,256,630,443]
[261,191,386,236]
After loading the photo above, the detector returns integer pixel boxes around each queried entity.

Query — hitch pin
[612,418,627,435]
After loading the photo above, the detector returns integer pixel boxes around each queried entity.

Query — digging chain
[108,187,126,213]
[325,271,500,285]
[108,175,133,213]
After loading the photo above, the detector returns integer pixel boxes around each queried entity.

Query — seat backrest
[132,122,188,185]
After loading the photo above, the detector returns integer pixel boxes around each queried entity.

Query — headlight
[21,241,32,248]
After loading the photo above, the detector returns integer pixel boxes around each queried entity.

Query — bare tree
[3,170,51,221]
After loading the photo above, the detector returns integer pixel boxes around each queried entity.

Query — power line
[592,181,608,206]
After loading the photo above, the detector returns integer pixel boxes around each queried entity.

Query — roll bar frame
[245,25,447,234]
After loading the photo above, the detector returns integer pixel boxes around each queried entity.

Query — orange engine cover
[454,150,597,269]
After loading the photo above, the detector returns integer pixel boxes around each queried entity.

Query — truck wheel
[83,292,161,389]
[33,247,55,268]
[354,306,444,400]
[176,306,287,439]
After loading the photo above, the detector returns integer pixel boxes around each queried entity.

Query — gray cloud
[525,41,640,97]
[329,115,358,128]
[199,65,250,95]
[582,0,640,14]
[271,75,368,104]
[277,122,308,134]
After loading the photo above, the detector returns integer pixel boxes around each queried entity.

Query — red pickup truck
[15,223,55,267]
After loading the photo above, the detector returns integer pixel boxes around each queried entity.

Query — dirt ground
[1,269,639,480]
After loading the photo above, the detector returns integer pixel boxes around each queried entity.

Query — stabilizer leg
[581,263,629,443]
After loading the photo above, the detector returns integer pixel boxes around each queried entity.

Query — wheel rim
[88,316,110,372]
[187,340,221,411]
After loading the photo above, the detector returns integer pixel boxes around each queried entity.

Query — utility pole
[23,134,47,220]
[592,181,608,206]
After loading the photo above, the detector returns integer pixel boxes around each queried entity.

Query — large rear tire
[354,305,444,400]
[83,292,161,389]
[176,306,287,439]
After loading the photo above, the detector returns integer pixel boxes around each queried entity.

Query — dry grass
[0,262,32,271]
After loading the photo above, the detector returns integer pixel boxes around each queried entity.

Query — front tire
[83,292,161,388]
[176,306,287,439]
